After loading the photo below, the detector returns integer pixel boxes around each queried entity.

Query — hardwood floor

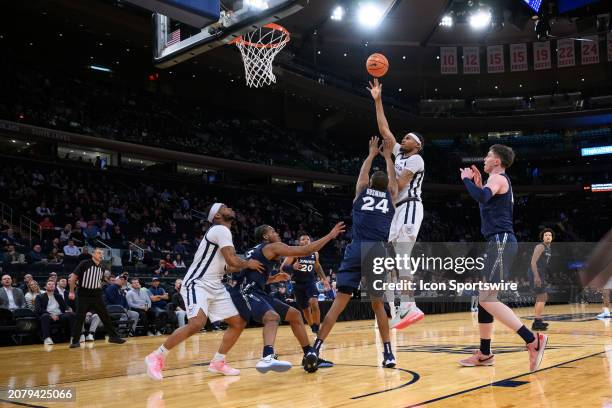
[1,304,611,408]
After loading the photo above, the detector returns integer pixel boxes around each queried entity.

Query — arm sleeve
[463,178,493,204]
[404,155,425,174]
[207,226,234,249]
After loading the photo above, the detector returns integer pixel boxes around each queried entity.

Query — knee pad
[478,304,494,324]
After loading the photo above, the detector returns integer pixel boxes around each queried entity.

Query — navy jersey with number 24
[351,188,395,242]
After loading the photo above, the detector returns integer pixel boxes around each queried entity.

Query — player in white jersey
[368,78,425,329]
[145,203,264,380]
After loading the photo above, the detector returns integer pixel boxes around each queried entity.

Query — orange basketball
[366,53,389,77]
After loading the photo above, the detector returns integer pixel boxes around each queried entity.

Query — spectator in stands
[84,223,100,244]
[173,254,186,270]
[55,278,74,310]
[59,224,73,243]
[148,277,168,336]
[39,217,54,239]
[171,279,186,328]
[104,275,139,335]
[110,225,125,246]
[173,240,187,256]
[35,280,75,345]
[24,280,42,311]
[273,285,293,303]
[28,244,46,264]
[3,245,25,264]
[63,240,80,258]
[126,278,154,336]
[79,312,101,342]
[48,272,58,283]
[35,201,52,218]
[0,275,26,312]
[48,248,63,264]
[78,247,92,262]
[1,229,24,248]
[153,260,170,277]
[19,274,33,293]
[99,224,112,242]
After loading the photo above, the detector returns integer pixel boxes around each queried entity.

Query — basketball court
[2,304,611,407]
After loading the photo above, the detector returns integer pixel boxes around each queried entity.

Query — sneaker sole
[144,356,163,381]
[532,334,548,372]
[383,361,397,368]
[303,354,319,373]
[208,367,240,376]
[317,361,334,368]
[392,312,425,330]
[256,363,292,373]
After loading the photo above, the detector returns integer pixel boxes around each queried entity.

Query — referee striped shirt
[72,259,105,294]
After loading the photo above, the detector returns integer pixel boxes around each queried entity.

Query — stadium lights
[245,0,269,10]
[469,9,492,30]
[89,65,112,73]
[331,5,345,21]
[439,15,453,27]
[357,3,385,28]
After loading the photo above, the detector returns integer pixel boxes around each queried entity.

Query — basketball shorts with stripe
[181,282,239,321]
[482,232,518,284]
[388,201,423,243]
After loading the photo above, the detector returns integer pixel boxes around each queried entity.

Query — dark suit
[35,292,75,339]
[0,286,26,311]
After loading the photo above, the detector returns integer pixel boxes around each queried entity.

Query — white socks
[212,352,226,362]
[157,345,169,357]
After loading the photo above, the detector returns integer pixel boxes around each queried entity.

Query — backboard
[146,0,306,68]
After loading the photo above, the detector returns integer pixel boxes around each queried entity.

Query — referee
[68,247,126,348]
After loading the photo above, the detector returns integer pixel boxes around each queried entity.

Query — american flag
[167,29,181,46]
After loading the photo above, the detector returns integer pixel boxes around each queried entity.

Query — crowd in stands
[2,56,609,185]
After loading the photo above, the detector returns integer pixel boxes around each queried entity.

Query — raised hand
[460,167,475,181]
[380,137,394,159]
[471,165,483,188]
[367,78,382,101]
[328,222,346,239]
[368,136,380,157]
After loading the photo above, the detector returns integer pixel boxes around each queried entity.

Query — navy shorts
[293,280,319,309]
[482,232,518,284]
[229,283,290,323]
[336,241,387,297]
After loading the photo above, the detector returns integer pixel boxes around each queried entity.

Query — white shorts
[604,278,612,290]
[181,282,239,322]
[389,201,423,243]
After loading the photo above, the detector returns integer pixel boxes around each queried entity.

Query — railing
[191,209,207,220]
[0,201,13,227]
[126,241,145,261]
[19,215,41,244]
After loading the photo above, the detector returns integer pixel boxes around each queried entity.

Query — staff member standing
[68,247,126,348]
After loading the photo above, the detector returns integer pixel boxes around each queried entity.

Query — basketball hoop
[232,23,290,88]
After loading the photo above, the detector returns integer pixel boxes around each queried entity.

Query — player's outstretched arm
[381,138,399,202]
[356,136,380,196]
[281,256,296,274]
[367,78,395,144]
[221,246,264,272]
[266,223,346,258]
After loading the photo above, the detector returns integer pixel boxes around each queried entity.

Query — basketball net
[232,23,290,88]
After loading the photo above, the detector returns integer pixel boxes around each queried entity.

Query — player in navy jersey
[313,136,399,368]
[229,222,345,373]
[529,228,554,331]
[280,235,330,335]
[459,144,547,372]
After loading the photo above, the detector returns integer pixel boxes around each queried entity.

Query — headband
[407,132,422,147]
[207,203,225,223]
